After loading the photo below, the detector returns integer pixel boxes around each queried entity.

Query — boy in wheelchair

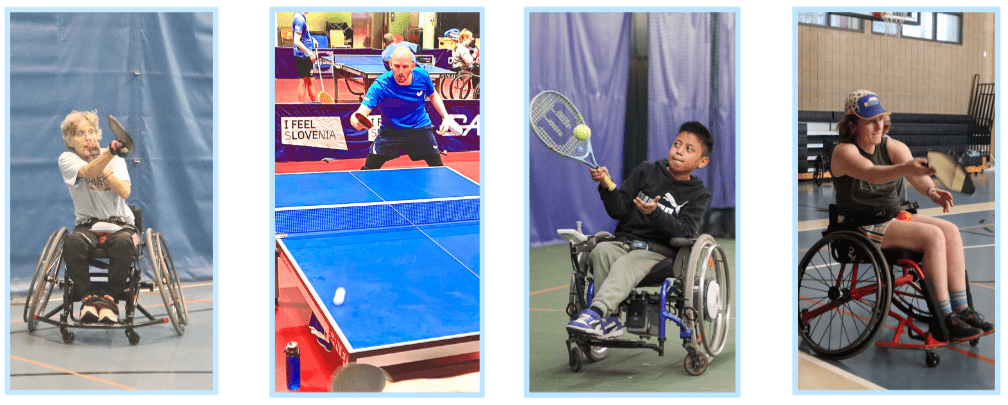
[566,122,713,338]
[830,90,993,341]
[57,110,136,324]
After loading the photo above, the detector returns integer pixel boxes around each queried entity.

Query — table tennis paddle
[329,363,389,392]
[927,150,975,195]
[107,115,134,156]
[354,112,372,130]
[529,90,616,190]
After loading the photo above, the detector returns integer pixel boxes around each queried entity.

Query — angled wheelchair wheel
[455,74,474,99]
[147,229,188,335]
[25,228,68,332]
[439,74,458,100]
[813,156,825,186]
[798,231,891,360]
[683,235,732,358]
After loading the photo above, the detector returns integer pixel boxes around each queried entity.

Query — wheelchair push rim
[147,229,188,335]
[798,231,891,360]
[684,234,731,358]
[25,227,68,332]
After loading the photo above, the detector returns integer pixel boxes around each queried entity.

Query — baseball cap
[844,89,889,119]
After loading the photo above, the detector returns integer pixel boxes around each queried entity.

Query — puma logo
[659,192,689,216]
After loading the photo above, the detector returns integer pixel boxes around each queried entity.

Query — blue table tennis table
[319,55,455,102]
[275,167,480,382]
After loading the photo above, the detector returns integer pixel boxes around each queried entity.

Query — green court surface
[529,239,736,393]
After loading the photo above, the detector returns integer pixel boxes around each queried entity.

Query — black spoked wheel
[798,231,891,359]
[813,156,825,186]
[26,228,67,332]
[147,229,188,335]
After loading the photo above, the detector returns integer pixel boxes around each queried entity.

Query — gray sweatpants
[589,241,667,316]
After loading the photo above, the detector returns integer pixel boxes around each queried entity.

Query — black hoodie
[598,159,711,246]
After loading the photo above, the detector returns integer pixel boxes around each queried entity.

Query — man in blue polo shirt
[292,12,318,102]
[380,33,418,71]
[350,46,452,169]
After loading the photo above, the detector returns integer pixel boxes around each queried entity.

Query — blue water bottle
[285,341,301,390]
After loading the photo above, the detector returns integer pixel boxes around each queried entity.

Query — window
[871,12,962,44]
[797,12,863,32]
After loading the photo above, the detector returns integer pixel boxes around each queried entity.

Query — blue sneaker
[599,315,624,339]
[566,309,603,336]
[566,309,625,338]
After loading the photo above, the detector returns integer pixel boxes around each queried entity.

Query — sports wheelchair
[22,207,188,345]
[557,225,732,376]
[797,203,985,367]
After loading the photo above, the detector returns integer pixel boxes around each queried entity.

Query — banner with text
[275,100,480,162]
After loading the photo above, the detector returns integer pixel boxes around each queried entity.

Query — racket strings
[530,93,589,157]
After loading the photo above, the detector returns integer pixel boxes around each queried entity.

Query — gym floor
[795,170,996,390]
[9,282,214,391]
[528,239,737,393]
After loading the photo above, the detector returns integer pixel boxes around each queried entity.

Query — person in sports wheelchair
[22,110,187,345]
[798,90,993,366]
[561,122,731,375]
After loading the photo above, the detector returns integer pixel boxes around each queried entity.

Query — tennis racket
[927,150,975,195]
[529,90,616,190]
[315,45,334,104]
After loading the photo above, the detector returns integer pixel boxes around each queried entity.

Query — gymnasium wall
[796,12,995,115]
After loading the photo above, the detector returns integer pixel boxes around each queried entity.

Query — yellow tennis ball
[574,124,591,140]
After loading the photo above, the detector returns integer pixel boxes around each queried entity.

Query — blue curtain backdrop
[529,12,735,246]
[8,12,214,293]
[529,12,631,246]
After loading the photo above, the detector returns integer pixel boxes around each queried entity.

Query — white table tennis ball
[333,287,346,306]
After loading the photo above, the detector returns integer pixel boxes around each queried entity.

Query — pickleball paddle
[927,150,975,195]
[107,115,134,156]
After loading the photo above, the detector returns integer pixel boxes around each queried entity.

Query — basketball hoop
[881,12,908,38]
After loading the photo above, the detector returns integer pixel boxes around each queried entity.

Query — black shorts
[370,127,439,160]
[295,56,314,78]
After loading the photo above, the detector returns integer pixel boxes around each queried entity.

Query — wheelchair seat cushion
[881,247,924,265]
[637,256,679,287]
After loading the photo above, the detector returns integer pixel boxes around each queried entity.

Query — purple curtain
[529,13,631,247]
[648,12,735,209]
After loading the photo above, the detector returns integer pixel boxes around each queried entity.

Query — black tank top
[833,136,904,216]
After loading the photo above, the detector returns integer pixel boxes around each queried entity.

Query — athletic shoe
[598,315,624,339]
[97,295,119,324]
[80,296,99,323]
[944,312,982,342]
[566,309,604,336]
[958,308,994,335]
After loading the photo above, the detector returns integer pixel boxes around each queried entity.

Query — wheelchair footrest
[567,334,666,356]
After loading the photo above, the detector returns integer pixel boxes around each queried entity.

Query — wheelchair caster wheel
[126,330,140,345]
[925,351,939,368]
[61,329,74,345]
[568,346,583,372]
[684,353,708,376]
[970,338,980,347]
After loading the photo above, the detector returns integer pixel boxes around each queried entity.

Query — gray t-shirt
[833,136,904,217]
[58,151,134,226]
